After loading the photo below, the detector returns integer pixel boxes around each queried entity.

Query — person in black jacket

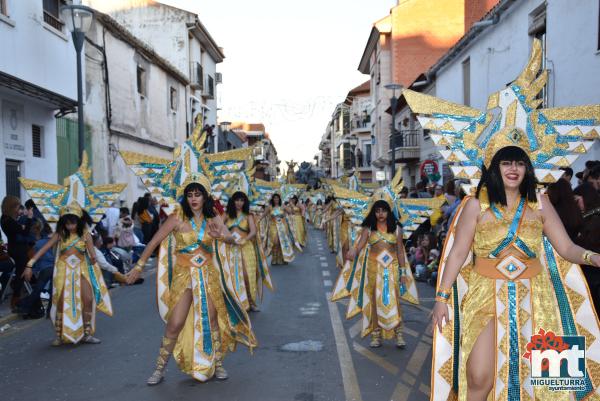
[1,196,33,310]
[575,183,600,315]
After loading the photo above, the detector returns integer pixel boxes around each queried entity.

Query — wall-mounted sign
[420,159,441,183]
[2,100,25,157]
[375,170,386,181]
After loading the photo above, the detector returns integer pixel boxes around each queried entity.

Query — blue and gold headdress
[330,168,443,239]
[120,116,254,208]
[404,39,599,194]
[19,152,126,226]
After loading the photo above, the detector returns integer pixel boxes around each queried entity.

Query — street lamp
[217,121,231,153]
[60,4,94,165]
[348,134,358,170]
[384,83,402,179]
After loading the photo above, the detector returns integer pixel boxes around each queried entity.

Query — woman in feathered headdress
[25,202,112,346]
[126,173,256,385]
[340,183,419,349]
[408,40,600,401]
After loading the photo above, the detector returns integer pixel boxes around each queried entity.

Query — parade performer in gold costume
[20,153,124,346]
[286,195,306,248]
[263,193,299,265]
[126,174,256,385]
[27,203,112,345]
[405,40,600,401]
[329,172,421,349]
[121,118,256,385]
[225,191,273,312]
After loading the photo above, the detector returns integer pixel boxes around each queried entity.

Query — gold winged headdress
[404,39,599,194]
[19,152,126,226]
[330,168,443,239]
[120,115,254,208]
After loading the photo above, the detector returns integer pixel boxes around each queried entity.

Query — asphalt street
[0,226,433,401]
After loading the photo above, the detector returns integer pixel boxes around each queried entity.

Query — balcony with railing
[43,11,64,31]
[388,129,420,162]
[350,116,371,134]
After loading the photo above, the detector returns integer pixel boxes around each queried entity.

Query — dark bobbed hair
[270,193,282,207]
[290,195,299,204]
[361,200,398,233]
[180,183,215,219]
[56,214,85,240]
[316,199,323,205]
[226,191,249,219]
[476,146,537,206]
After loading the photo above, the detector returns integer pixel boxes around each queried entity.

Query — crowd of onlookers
[404,178,465,286]
[0,193,163,320]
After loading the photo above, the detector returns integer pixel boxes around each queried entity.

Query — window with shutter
[32,124,42,158]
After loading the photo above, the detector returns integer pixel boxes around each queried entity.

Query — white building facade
[358,16,393,183]
[83,11,188,205]
[429,0,600,174]
[84,0,224,137]
[347,81,373,182]
[0,0,77,201]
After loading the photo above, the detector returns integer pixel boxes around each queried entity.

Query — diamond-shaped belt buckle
[66,254,81,268]
[376,249,393,268]
[190,252,207,268]
[495,255,527,280]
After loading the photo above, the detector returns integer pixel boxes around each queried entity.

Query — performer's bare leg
[466,319,495,401]
[147,288,192,385]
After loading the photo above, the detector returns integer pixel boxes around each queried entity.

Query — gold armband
[435,287,452,304]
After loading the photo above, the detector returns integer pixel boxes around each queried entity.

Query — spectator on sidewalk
[575,183,600,315]
[17,220,54,318]
[93,235,125,288]
[547,178,583,241]
[114,214,137,251]
[1,196,33,310]
[0,238,14,302]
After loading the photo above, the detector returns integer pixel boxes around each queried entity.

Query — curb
[0,312,19,327]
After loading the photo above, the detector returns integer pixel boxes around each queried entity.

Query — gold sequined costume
[156,209,257,382]
[225,213,273,309]
[52,232,112,343]
[266,206,297,265]
[403,39,600,400]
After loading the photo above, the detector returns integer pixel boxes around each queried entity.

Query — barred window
[32,125,42,158]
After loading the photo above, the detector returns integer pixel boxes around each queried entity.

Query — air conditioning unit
[215,72,222,84]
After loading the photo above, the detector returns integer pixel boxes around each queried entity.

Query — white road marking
[323,280,332,287]
[391,382,411,401]
[406,340,430,376]
[322,271,330,277]
[352,341,399,375]
[321,262,329,267]
[326,292,363,401]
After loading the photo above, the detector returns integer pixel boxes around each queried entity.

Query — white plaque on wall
[2,100,26,157]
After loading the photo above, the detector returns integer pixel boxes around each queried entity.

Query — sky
[161,0,396,164]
